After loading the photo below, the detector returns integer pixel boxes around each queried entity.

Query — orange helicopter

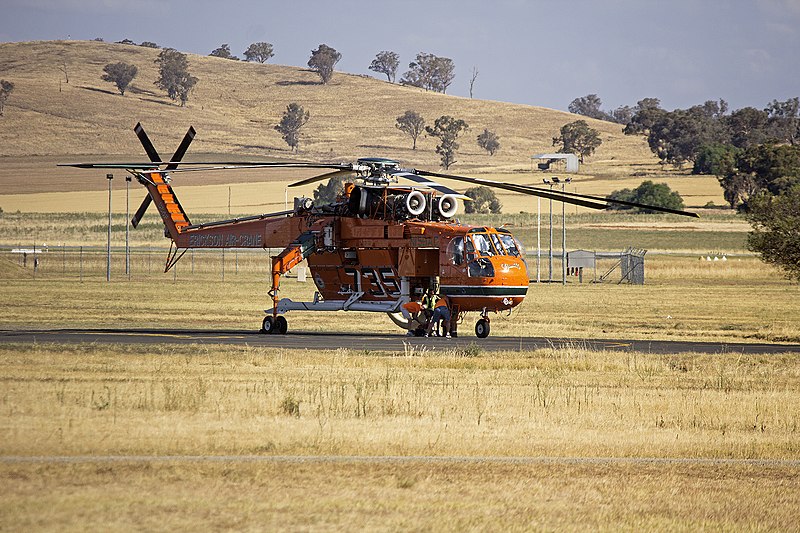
[63,124,698,338]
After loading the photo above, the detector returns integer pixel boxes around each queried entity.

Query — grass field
[2,233,799,530]
[4,459,799,530]
[1,342,800,530]
[2,250,798,343]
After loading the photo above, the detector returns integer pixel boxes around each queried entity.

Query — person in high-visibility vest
[421,288,435,313]
[425,295,451,338]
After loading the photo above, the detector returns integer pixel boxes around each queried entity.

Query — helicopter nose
[494,256,529,285]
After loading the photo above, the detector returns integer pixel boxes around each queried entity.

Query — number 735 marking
[343,267,400,297]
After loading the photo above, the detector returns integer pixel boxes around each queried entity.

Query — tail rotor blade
[166,126,196,170]
[131,195,152,228]
[134,122,162,163]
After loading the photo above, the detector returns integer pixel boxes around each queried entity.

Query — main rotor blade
[158,162,351,175]
[131,195,152,228]
[288,167,358,187]
[391,170,470,199]
[59,161,351,172]
[416,170,699,217]
[166,126,196,170]
[523,186,700,218]
[134,122,162,163]
[57,163,162,169]
[415,170,610,210]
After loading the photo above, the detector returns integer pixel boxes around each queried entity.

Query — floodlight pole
[536,197,541,282]
[548,183,554,282]
[125,175,131,279]
[561,181,567,285]
[106,173,113,282]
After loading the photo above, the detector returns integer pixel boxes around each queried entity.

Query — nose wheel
[475,317,490,338]
[262,315,288,334]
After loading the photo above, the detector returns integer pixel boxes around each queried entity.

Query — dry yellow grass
[2,343,799,459]
[3,460,798,531]
[1,253,798,343]
[1,343,800,530]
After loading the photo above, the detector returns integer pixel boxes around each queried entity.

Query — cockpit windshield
[448,230,526,263]
[498,233,521,257]
[471,233,496,256]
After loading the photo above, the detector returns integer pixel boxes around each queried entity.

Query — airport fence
[0,245,295,283]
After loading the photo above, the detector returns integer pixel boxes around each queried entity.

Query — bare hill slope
[1,41,655,174]
[1,41,727,212]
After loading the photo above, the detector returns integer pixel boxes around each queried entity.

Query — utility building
[532,153,580,173]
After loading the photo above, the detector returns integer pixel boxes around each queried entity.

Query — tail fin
[130,123,196,229]
[138,171,191,238]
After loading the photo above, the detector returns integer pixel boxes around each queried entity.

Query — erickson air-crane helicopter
[63,123,698,338]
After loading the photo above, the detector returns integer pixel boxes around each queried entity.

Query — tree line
[569,92,800,280]
[102,37,464,93]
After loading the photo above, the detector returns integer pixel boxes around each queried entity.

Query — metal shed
[531,153,580,173]
[565,248,648,284]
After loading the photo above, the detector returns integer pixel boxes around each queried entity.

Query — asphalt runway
[2,328,800,354]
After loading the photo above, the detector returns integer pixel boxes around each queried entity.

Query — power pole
[125,175,131,279]
[543,178,554,282]
[536,196,541,283]
[562,181,567,285]
[106,173,113,282]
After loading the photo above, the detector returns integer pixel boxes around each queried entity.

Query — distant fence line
[3,244,638,285]
[1,245,290,282]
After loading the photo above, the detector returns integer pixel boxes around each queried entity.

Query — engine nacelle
[404,190,427,216]
[434,194,458,219]
[348,186,379,216]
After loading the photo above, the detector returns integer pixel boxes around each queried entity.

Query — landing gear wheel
[275,315,288,335]
[261,315,275,334]
[475,319,490,338]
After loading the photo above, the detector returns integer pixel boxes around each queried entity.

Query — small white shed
[531,153,580,173]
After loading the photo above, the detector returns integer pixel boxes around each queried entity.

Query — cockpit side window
[447,237,464,265]
[465,236,476,262]
[468,257,495,278]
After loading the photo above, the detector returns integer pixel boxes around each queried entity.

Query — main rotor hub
[356,157,401,186]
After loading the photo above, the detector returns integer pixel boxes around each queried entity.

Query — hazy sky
[2,0,799,112]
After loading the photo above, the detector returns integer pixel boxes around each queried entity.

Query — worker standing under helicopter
[425,293,452,338]
[421,287,435,321]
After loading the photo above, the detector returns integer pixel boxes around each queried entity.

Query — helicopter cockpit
[446,228,527,277]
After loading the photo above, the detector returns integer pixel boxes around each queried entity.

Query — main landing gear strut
[261,231,317,335]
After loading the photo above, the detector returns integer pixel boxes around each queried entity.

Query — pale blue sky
[2,0,799,112]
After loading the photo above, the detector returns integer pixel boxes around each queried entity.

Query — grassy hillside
[0,40,724,212]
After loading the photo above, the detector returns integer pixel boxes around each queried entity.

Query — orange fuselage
[307,219,529,314]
